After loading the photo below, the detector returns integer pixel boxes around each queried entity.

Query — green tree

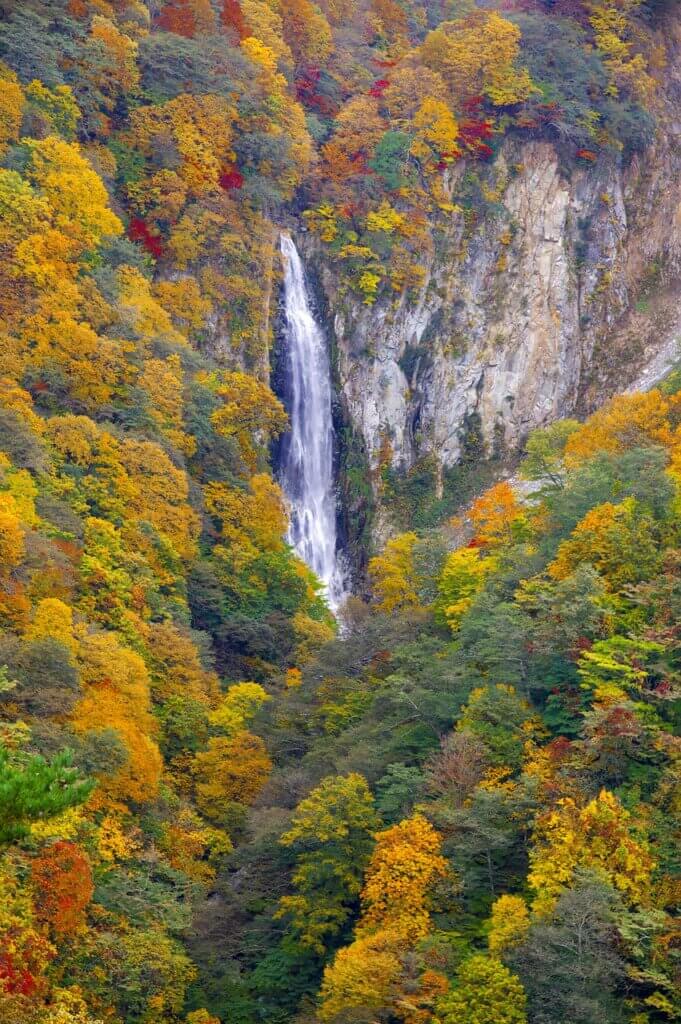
[507,880,625,1024]
[457,684,538,771]
[277,773,380,954]
[457,592,533,689]
[435,785,534,898]
[435,954,527,1024]
[0,745,93,843]
[522,419,581,485]
[368,131,413,190]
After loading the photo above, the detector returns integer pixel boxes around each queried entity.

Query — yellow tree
[528,788,655,913]
[368,532,421,613]
[73,632,163,805]
[129,94,237,201]
[487,894,530,954]
[328,96,386,160]
[117,438,200,562]
[239,36,313,195]
[241,0,294,67]
[280,0,334,66]
[89,15,140,96]
[434,954,527,1024]
[436,546,493,632]
[588,0,655,102]
[420,11,536,107]
[146,621,219,705]
[370,0,411,52]
[358,814,448,943]
[21,312,128,411]
[319,814,448,1020]
[193,731,272,821]
[548,498,659,591]
[209,682,270,735]
[117,266,186,348]
[24,80,80,139]
[410,98,460,170]
[138,354,196,456]
[26,137,122,251]
[277,773,380,954]
[318,930,403,1021]
[210,372,287,473]
[151,280,210,345]
[383,65,449,123]
[0,503,25,577]
[25,598,78,656]
[0,63,23,157]
[205,473,288,553]
[36,987,104,1024]
[564,390,672,467]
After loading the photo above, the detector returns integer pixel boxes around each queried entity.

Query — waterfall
[278,234,345,610]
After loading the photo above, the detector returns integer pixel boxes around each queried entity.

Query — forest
[0,0,679,1022]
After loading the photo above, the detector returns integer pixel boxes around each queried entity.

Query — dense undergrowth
[0,1,678,1023]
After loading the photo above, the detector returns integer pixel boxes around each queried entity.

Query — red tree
[222,0,247,39]
[219,165,244,190]
[156,0,215,35]
[31,841,94,937]
[128,218,165,260]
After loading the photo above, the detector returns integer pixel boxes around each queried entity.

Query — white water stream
[278,234,345,610]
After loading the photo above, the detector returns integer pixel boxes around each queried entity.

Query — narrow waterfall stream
[278,234,345,610]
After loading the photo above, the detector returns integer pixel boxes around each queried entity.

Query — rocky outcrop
[298,28,681,522]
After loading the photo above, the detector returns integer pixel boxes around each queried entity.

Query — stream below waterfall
[278,234,346,610]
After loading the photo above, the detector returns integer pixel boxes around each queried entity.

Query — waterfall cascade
[278,234,345,610]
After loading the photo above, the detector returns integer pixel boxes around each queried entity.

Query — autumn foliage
[0,0,672,1022]
[30,842,94,937]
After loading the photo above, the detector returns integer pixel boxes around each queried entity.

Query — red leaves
[547,735,574,760]
[369,79,390,98]
[577,148,597,162]
[572,635,593,655]
[53,537,83,563]
[369,648,393,673]
[296,67,338,116]
[474,143,494,160]
[156,0,198,37]
[127,217,164,259]
[0,955,37,997]
[31,841,94,937]
[296,75,317,105]
[219,165,244,190]
[459,120,494,143]
[462,95,485,114]
[454,99,495,161]
[436,150,461,171]
[350,151,370,171]
[221,0,247,39]
[594,705,640,739]
[458,119,495,161]
[0,922,53,1000]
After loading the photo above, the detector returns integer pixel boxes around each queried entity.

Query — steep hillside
[0,2,679,1024]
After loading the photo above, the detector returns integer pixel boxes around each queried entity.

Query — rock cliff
[296,25,681,530]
